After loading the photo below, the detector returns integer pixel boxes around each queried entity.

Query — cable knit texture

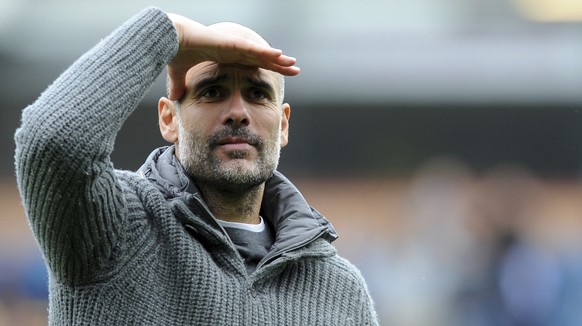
[14,7,378,325]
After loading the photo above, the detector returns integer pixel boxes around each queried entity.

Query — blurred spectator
[381,157,476,325]
[0,249,48,326]
[497,233,563,326]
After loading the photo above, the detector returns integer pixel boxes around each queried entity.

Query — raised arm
[14,8,178,285]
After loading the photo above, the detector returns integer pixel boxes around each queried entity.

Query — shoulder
[293,239,369,287]
[328,250,370,288]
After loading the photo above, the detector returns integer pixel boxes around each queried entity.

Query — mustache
[208,126,263,149]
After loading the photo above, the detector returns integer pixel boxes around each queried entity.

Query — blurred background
[1,0,582,324]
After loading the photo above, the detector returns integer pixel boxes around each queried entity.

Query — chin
[220,160,258,175]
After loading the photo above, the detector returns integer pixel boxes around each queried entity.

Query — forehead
[185,62,279,88]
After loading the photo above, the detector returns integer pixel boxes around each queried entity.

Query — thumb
[167,67,187,101]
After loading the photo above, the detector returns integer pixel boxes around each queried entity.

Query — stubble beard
[176,120,281,194]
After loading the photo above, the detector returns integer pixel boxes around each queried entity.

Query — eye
[247,87,269,101]
[202,87,223,99]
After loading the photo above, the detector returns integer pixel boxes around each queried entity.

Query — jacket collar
[138,146,338,257]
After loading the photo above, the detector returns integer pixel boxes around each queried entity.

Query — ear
[158,97,179,143]
[279,103,291,148]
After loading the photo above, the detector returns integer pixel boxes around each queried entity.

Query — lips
[209,127,262,150]
[218,137,252,146]
[215,137,257,152]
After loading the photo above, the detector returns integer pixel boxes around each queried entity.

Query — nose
[222,91,250,127]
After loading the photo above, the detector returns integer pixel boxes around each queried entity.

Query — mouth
[218,137,251,146]
[209,127,263,153]
[216,137,256,151]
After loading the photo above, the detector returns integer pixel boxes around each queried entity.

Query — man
[14,7,378,325]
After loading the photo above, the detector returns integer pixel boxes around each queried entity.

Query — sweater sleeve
[14,7,178,285]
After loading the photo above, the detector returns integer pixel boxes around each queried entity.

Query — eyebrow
[191,74,229,92]
[192,73,276,96]
[244,76,275,96]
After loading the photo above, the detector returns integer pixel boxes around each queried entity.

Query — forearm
[17,7,177,168]
[14,7,177,284]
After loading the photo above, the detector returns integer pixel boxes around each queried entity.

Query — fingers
[226,39,299,75]
[270,54,300,76]
[236,44,300,76]
[267,61,301,76]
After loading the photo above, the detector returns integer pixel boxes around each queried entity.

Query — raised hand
[166,13,300,100]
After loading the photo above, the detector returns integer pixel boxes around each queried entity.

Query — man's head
[158,22,290,194]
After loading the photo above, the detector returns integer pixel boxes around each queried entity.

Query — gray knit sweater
[14,7,379,325]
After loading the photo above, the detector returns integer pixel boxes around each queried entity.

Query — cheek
[262,120,283,141]
[180,112,214,135]
[254,110,282,130]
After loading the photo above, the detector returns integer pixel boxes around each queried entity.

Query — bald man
[15,7,379,325]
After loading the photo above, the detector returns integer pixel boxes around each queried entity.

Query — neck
[197,183,264,224]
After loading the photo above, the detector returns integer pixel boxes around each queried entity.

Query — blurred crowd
[342,158,582,326]
[2,158,582,325]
